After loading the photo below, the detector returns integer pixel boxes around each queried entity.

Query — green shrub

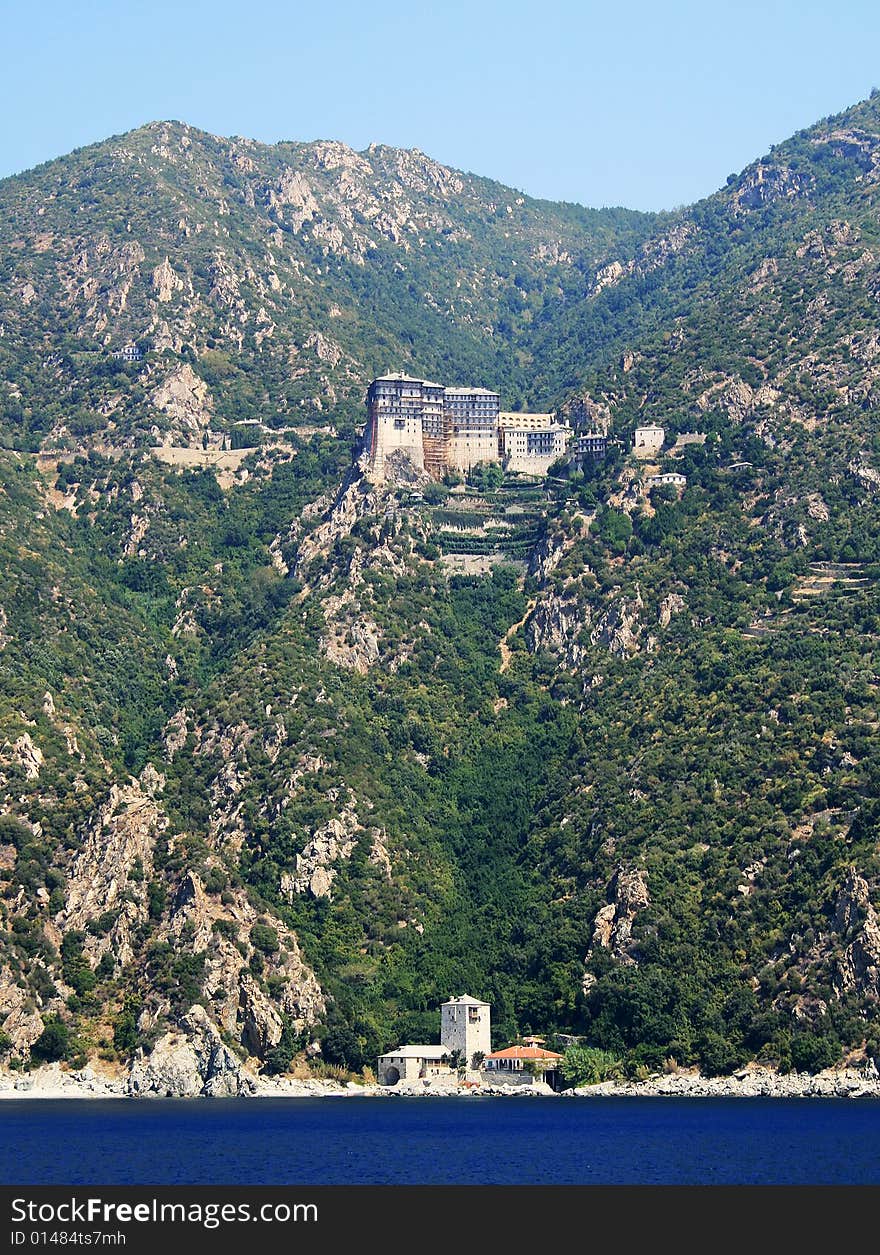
[11,916,45,958]
[321,1024,364,1072]
[87,910,119,937]
[262,1018,304,1074]
[697,1031,743,1077]
[790,1033,841,1074]
[113,1000,141,1057]
[96,952,115,980]
[561,1045,624,1087]
[147,880,167,920]
[249,923,279,954]
[204,867,228,895]
[0,816,32,849]
[30,1015,70,1063]
[60,931,95,996]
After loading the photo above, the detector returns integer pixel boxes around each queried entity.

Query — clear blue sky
[3,0,879,211]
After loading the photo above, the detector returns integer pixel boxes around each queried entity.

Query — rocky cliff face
[60,774,163,967]
[281,804,362,900]
[526,594,590,667]
[128,1004,257,1097]
[165,871,325,1049]
[150,364,214,447]
[292,473,380,584]
[0,963,51,1055]
[834,867,880,1003]
[0,733,44,784]
[587,221,696,296]
[583,867,650,993]
[0,735,326,1069]
[589,587,645,657]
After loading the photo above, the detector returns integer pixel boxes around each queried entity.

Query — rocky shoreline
[3,1062,880,1100]
[566,1065,880,1099]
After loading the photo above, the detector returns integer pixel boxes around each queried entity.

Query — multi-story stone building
[365,374,500,480]
[365,375,579,481]
[113,343,143,363]
[365,374,440,480]
[498,412,572,475]
[498,411,556,432]
[445,387,501,473]
[571,432,608,465]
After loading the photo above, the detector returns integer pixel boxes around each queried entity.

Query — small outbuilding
[377,1045,450,1086]
[645,472,687,488]
[483,1044,564,1090]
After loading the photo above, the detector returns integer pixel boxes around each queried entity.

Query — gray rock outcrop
[321,613,381,674]
[239,973,284,1056]
[658,592,686,628]
[590,587,644,656]
[526,594,589,667]
[834,867,880,1001]
[293,473,378,581]
[0,964,49,1054]
[150,364,213,445]
[59,777,162,967]
[164,872,326,1050]
[2,733,43,781]
[583,866,650,993]
[732,161,811,213]
[127,1005,257,1097]
[152,257,183,302]
[281,803,362,899]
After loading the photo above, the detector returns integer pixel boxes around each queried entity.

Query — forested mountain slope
[0,120,654,450]
[2,95,880,1087]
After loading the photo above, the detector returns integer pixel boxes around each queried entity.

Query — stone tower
[365,374,435,481]
[440,995,491,1063]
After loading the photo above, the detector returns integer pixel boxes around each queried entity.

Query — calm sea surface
[2,1096,879,1185]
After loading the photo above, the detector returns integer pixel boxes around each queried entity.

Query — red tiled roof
[484,1045,563,1061]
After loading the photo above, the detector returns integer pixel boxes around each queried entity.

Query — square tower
[633,425,665,459]
[365,374,435,480]
[440,995,491,1063]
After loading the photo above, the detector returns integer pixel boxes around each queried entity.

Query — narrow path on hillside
[499,598,537,673]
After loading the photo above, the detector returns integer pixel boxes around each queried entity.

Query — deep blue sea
[2,1096,880,1185]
